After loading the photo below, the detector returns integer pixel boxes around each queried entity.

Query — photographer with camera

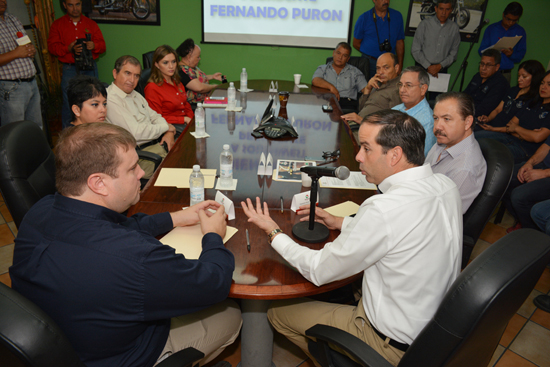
[48,0,106,129]
[353,0,405,79]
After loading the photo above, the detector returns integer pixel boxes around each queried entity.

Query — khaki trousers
[267,298,405,367]
[139,143,167,179]
[155,299,242,366]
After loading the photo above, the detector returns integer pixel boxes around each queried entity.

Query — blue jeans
[474,131,531,164]
[0,79,43,128]
[61,62,98,129]
[531,200,550,235]
[509,176,550,229]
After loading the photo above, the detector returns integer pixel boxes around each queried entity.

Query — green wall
[54,0,550,90]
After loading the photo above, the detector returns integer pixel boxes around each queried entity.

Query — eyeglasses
[397,82,420,90]
[479,62,496,68]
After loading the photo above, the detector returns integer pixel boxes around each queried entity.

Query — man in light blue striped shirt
[392,66,436,156]
[426,92,487,213]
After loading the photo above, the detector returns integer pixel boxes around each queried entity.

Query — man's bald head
[376,53,400,83]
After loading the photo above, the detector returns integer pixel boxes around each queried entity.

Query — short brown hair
[55,123,136,196]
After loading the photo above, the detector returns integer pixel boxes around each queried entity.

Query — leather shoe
[534,295,550,313]
[507,222,522,233]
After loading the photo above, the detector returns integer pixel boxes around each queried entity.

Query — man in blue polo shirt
[478,2,526,83]
[353,0,405,78]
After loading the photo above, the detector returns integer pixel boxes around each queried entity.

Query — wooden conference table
[128,80,374,367]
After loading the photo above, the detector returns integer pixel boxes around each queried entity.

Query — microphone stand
[292,175,329,243]
[451,20,488,92]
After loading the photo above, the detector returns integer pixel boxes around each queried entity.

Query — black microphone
[474,18,490,33]
[301,165,350,180]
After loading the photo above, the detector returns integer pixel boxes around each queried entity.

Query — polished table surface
[128,80,373,367]
[128,80,371,299]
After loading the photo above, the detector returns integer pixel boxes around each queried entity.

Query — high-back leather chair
[143,50,155,69]
[0,121,56,228]
[306,228,550,367]
[326,56,370,81]
[0,281,204,367]
[135,67,152,97]
[462,138,514,268]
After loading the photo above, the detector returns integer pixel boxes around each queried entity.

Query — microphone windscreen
[335,166,350,180]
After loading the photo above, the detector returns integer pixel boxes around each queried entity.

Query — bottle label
[220,164,233,177]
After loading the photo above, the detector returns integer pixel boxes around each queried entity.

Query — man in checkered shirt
[0,0,42,128]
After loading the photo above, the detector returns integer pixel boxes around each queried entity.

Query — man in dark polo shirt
[464,49,509,120]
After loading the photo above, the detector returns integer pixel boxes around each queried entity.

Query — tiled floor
[1,196,549,367]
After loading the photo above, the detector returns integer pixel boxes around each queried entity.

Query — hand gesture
[199,205,227,238]
[241,197,280,235]
[341,112,362,124]
[297,204,344,231]
[171,200,222,227]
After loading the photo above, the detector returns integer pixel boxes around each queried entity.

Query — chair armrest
[306,324,393,367]
[155,347,204,367]
[137,150,162,171]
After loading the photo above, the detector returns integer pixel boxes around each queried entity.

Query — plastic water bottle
[195,103,206,136]
[220,144,233,187]
[240,68,248,91]
[189,165,204,205]
[227,82,236,109]
[195,103,205,136]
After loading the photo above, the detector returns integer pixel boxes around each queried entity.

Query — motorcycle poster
[405,0,489,42]
[88,0,160,25]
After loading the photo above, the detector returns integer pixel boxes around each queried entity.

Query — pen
[280,196,284,213]
[246,229,251,252]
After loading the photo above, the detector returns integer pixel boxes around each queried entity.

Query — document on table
[160,224,238,259]
[319,171,377,190]
[324,201,361,217]
[428,73,450,93]
[482,36,522,53]
[155,168,217,188]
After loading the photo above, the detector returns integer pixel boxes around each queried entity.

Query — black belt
[362,54,377,60]
[372,326,409,352]
[0,76,35,83]
[137,138,161,150]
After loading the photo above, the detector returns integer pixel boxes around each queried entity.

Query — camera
[379,39,392,52]
[73,34,95,72]
[221,75,228,84]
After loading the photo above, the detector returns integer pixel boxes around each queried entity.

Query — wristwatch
[267,228,283,244]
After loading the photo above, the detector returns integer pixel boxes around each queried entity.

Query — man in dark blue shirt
[478,2,526,83]
[464,49,509,120]
[9,123,241,367]
[352,0,405,78]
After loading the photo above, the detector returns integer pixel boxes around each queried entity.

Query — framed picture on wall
[404,0,489,42]
[87,0,160,26]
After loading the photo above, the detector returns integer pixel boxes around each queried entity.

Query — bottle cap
[223,144,229,150]
[229,82,234,86]
[193,164,200,171]
[242,68,246,72]
[197,103,203,107]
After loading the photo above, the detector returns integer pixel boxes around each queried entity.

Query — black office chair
[135,67,152,97]
[462,138,514,268]
[325,56,370,114]
[0,282,204,367]
[0,121,56,228]
[306,228,550,367]
[326,56,370,81]
[143,50,155,69]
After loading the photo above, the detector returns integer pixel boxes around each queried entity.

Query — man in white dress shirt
[242,109,462,366]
